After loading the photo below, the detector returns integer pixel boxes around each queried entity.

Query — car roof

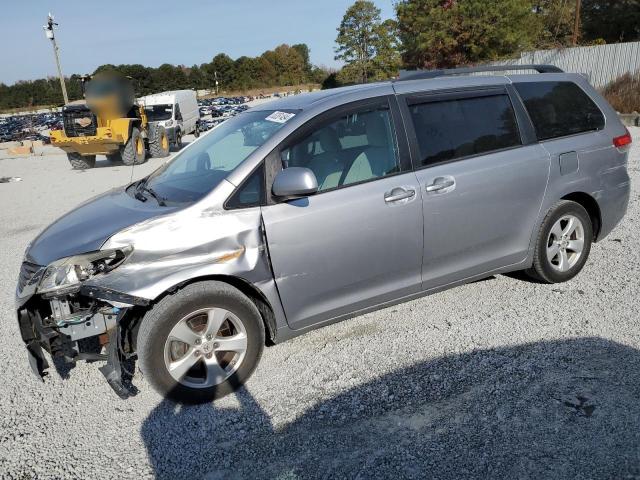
[252,82,394,111]
[251,71,581,113]
[252,76,515,112]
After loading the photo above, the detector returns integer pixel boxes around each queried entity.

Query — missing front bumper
[17,295,138,399]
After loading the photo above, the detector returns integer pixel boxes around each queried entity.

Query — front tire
[67,152,96,169]
[526,200,593,283]
[137,281,265,404]
[174,130,183,150]
[121,127,146,166]
[148,124,170,158]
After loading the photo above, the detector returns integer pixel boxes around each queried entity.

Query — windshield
[142,109,297,204]
[145,104,173,122]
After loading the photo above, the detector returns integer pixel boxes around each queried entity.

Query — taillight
[613,129,632,150]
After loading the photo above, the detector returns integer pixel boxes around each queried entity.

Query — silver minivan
[16,66,632,403]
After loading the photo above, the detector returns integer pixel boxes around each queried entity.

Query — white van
[140,90,200,148]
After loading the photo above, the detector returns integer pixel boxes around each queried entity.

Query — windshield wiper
[134,179,167,206]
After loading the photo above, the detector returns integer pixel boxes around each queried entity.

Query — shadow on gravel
[141,337,640,479]
[502,270,547,284]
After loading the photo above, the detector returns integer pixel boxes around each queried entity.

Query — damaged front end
[15,199,284,400]
[15,247,145,399]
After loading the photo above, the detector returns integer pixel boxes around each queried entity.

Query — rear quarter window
[514,81,605,141]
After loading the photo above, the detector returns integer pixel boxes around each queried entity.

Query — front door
[261,98,424,330]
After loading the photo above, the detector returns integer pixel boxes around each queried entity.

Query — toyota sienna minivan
[16,65,632,403]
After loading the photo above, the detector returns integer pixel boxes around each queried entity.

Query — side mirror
[272,167,318,200]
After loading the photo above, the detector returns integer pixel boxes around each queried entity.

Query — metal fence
[490,41,640,89]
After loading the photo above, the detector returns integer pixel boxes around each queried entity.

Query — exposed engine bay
[17,287,145,399]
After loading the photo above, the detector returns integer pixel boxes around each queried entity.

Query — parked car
[141,90,201,148]
[205,119,222,129]
[15,65,631,403]
[0,111,62,143]
[196,119,209,132]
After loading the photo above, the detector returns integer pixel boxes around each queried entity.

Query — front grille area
[17,261,43,293]
[63,108,97,137]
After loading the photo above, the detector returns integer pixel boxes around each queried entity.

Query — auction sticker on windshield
[265,111,296,123]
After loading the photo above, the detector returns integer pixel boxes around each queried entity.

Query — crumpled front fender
[85,181,287,330]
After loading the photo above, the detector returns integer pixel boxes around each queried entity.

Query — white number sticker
[265,111,296,123]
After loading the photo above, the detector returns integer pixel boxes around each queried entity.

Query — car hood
[26,186,177,266]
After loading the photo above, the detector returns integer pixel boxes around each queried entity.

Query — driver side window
[281,102,400,192]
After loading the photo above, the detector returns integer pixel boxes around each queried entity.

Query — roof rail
[398,64,564,82]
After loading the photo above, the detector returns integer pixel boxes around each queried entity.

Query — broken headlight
[38,246,133,295]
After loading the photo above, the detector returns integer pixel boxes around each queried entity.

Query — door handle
[384,187,416,203]
[426,177,455,193]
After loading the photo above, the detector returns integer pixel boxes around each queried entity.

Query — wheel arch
[561,192,602,241]
[149,274,277,346]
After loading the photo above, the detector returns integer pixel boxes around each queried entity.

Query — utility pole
[214,71,219,95]
[572,0,582,46]
[43,13,69,104]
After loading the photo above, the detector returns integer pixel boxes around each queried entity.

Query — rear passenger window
[514,81,605,141]
[281,103,400,192]
[408,94,521,167]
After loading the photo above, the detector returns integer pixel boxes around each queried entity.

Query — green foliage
[0,43,322,110]
[0,76,83,110]
[532,1,577,47]
[207,53,236,88]
[581,0,640,44]
[262,44,307,86]
[321,72,344,90]
[335,0,401,83]
[396,0,542,69]
[372,19,403,80]
[187,65,206,90]
[292,43,313,76]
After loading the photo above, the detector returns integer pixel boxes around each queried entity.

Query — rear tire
[137,281,265,404]
[121,127,146,166]
[526,200,593,283]
[148,124,170,158]
[67,152,96,170]
[193,124,200,138]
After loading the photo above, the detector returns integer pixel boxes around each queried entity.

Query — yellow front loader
[50,73,171,169]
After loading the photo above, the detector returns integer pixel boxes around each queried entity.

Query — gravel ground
[0,130,639,480]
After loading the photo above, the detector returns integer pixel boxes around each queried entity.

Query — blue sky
[0,1,396,85]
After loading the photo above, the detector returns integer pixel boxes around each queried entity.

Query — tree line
[0,43,326,110]
[1,0,638,110]
[332,0,640,85]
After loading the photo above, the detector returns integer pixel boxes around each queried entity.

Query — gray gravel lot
[0,130,639,480]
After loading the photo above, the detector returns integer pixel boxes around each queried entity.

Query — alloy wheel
[163,308,248,388]
[546,214,585,272]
